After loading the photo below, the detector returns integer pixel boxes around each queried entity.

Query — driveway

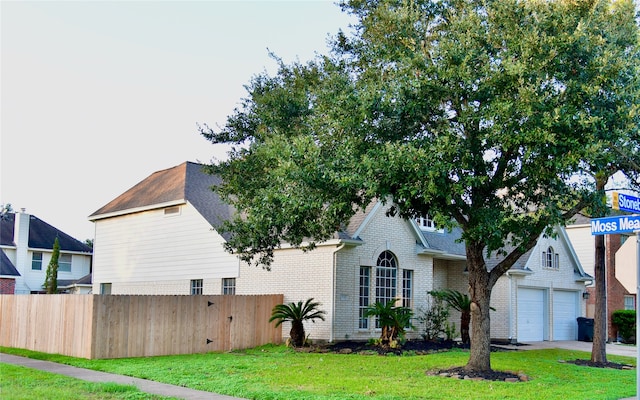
[494,340,637,358]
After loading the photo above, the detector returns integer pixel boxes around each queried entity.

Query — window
[100,283,112,295]
[31,252,43,270]
[416,216,437,230]
[359,267,370,329]
[542,246,559,269]
[375,251,398,328]
[191,279,203,295]
[222,278,236,295]
[58,254,71,272]
[402,270,413,309]
[624,295,635,311]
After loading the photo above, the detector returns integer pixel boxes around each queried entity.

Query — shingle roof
[58,273,92,288]
[0,250,20,276]
[89,162,235,231]
[0,213,92,253]
[419,226,467,257]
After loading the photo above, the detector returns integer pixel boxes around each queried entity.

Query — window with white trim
[359,266,370,329]
[542,246,559,269]
[624,295,635,310]
[58,254,71,272]
[190,279,203,295]
[222,278,236,295]
[402,269,413,309]
[100,283,112,295]
[32,252,43,270]
[416,216,437,230]
[375,251,398,328]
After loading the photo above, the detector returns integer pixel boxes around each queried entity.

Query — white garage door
[517,288,545,342]
[553,290,578,340]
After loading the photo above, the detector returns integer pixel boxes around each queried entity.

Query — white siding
[3,246,91,294]
[565,224,594,281]
[92,202,239,294]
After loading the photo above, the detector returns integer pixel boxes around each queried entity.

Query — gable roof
[0,250,20,276]
[89,162,235,231]
[0,213,92,253]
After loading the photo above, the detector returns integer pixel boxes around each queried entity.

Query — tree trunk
[466,245,493,372]
[591,175,608,364]
[289,321,305,347]
[591,233,608,363]
[460,311,471,345]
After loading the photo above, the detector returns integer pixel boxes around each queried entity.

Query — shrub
[417,291,451,341]
[612,309,636,343]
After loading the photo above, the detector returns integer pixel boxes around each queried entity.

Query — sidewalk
[0,353,245,400]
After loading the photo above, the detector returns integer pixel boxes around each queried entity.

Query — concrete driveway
[494,340,637,358]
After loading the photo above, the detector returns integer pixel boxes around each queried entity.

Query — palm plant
[269,298,326,347]
[438,289,472,345]
[438,289,495,345]
[364,300,413,346]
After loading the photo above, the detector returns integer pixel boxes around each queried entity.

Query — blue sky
[1,1,355,241]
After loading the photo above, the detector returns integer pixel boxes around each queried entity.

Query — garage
[517,288,546,342]
[552,290,578,340]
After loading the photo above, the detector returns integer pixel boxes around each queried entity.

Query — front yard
[1,344,635,399]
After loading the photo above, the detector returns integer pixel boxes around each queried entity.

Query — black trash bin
[577,317,594,342]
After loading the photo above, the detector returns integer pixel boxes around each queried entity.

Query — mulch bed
[564,359,634,370]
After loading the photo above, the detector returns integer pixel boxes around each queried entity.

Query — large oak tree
[202,0,639,372]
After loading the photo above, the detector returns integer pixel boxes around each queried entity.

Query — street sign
[612,192,640,213]
[590,215,640,235]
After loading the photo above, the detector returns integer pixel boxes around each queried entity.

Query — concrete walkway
[0,353,245,400]
[494,339,637,358]
[1,341,637,399]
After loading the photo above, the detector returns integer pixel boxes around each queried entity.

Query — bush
[417,291,451,341]
[612,309,636,343]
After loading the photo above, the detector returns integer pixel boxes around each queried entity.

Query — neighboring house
[90,162,591,343]
[0,210,93,294]
[566,213,638,341]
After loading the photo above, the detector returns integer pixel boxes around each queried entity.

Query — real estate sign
[612,192,640,213]
[590,215,640,235]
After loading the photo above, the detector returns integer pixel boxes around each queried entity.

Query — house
[0,210,93,294]
[565,213,638,341]
[89,161,591,343]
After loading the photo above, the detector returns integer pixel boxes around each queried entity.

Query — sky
[1,0,356,241]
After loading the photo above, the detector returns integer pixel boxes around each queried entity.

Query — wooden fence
[0,294,283,359]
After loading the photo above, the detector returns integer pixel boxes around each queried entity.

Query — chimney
[14,209,30,274]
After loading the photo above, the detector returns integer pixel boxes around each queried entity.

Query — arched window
[542,246,559,269]
[376,251,398,306]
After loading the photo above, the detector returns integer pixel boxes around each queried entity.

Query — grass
[1,344,636,400]
[0,363,175,400]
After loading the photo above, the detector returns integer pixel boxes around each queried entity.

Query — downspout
[508,272,515,344]
[331,243,345,343]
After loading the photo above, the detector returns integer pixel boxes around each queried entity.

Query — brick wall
[0,278,16,294]
[606,234,629,340]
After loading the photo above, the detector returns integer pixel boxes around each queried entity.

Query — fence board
[0,294,282,359]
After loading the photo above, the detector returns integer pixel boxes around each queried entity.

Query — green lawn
[0,363,175,400]
[1,345,635,400]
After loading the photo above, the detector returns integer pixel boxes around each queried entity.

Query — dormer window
[416,216,436,230]
[416,216,443,232]
[542,246,559,269]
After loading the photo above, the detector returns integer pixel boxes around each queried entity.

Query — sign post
[591,214,640,399]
